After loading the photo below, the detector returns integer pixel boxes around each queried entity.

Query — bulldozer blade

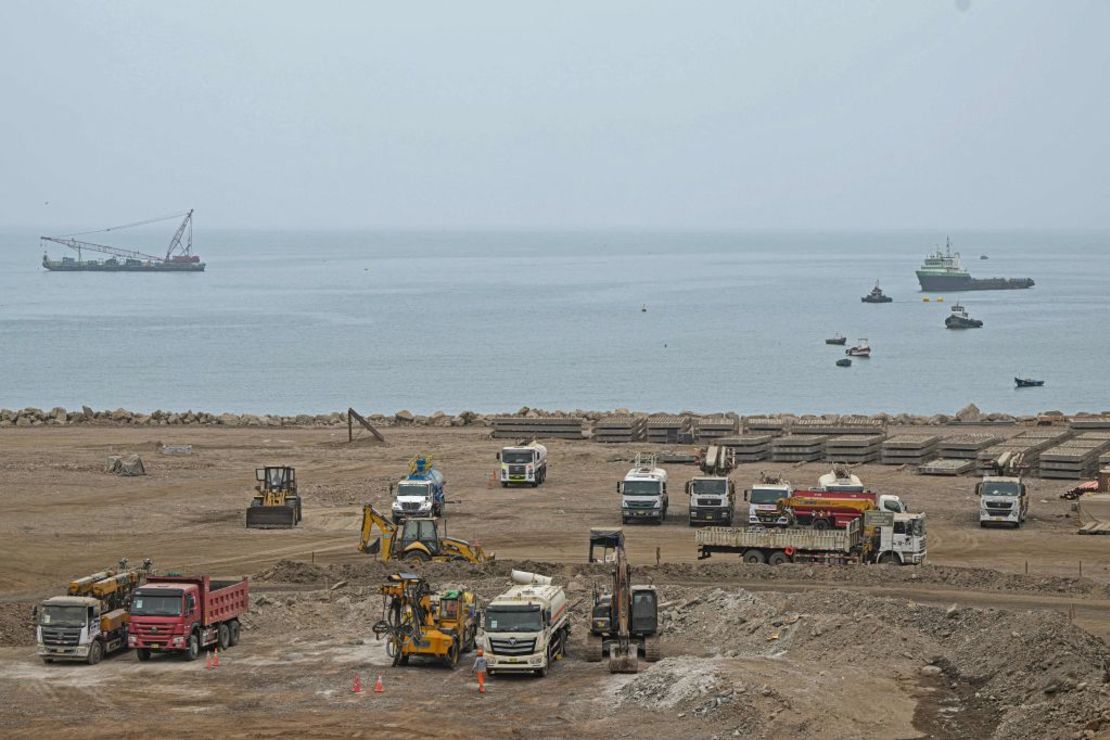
[245,505,299,529]
[608,654,639,674]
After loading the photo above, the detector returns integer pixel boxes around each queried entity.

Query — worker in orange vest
[473,648,488,694]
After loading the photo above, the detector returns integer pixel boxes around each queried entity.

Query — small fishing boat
[945,303,983,329]
[980,254,989,260]
[836,358,852,367]
[845,338,871,357]
[825,333,847,345]
[861,281,892,303]
[1015,377,1044,388]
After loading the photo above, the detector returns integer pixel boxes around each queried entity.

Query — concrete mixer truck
[480,570,569,678]
[391,455,446,523]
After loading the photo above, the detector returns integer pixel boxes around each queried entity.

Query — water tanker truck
[480,570,569,678]
[498,441,548,487]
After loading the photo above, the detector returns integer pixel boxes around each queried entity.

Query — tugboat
[945,303,983,329]
[825,333,847,345]
[861,281,892,303]
[1015,377,1044,388]
[845,338,871,357]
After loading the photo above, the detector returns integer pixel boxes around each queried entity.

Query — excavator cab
[245,466,303,529]
[630,586,658,635]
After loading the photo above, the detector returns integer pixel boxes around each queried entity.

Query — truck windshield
[691,480,727,495]
[397,483,429,497]
[981,481,1021,496]
[40,605,86,627]
[750,488,786,505]
[501,451,533,463]
[484,606,542,632]
[911,518,926,537]
[622,480,662,495]
[131,593,183,616]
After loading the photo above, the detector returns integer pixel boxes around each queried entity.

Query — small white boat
[845,338,871,357]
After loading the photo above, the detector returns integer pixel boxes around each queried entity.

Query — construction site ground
[2,425,1109,739]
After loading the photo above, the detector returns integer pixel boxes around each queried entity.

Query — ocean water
[1,229,1107,417]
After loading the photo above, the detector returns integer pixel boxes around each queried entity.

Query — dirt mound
[0,601,36,647]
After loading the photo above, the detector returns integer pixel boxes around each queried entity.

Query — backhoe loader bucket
[245,498,302,529]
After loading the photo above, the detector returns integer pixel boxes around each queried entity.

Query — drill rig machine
[373,573,480,667]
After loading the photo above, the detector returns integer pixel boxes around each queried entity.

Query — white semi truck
[619,454,668,524]
[686,475,736,526]
[498,442,548,487]
[481,570,569,678]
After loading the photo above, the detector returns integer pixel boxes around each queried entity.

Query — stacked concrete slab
[715,434,773,463]
[771,435,827,462]
[695,416,739,442]
[881,435,941,465]
[646,415,694,444]
[791,416,886,437]
[825,435,884,464]
[742,417,789,436]
[491,416,586,440]
[975,429,1073,476]
[1039,432,1110,479]
[593,415,646,443]
[937,434,1001,460]
[919,458,977,476]
[1070,416,1110,430]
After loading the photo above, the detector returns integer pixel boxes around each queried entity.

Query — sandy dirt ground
[1,425,1109,738]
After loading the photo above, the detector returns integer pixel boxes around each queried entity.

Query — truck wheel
[812,519,830,531]
[535,662,548,678]
[768,551,790,566]
[41,657,54,665]
[404,550,431,563]
[137,648,151,662]
[218,623,231,650]
[501,482,508,488]
[446,637,460,668]
[877,552,900,565]
[185,634,200,661]
[742,550,767,565]
[228,620,241,647]
[87,640,103,665]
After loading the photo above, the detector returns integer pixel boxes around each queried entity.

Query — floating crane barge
[41,210,205,272]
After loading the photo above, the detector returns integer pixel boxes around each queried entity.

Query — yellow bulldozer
[372,572,480,666]
[245,466,303,528]
[358,504,493,564]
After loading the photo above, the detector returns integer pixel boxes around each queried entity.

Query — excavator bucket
[608,652,639,674]
[245,500,301,529]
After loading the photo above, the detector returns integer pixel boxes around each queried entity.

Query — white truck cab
[36,595,128,664]
[745,479,793,526]
[867,511,928,564]
[619,454,668,524]
[498,442,548,487]
[977,476,1028,528]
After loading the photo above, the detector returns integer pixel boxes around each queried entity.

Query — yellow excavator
[372,572,480,666]
[246,466,303,528]
[358,504,493,564]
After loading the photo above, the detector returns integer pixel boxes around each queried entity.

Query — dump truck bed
[696,521,861,553]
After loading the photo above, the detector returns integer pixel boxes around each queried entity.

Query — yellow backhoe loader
[358,504,493,564]
[246,466,302,528]
[372,572,480,666]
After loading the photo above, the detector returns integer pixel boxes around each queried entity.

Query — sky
[0,1,1107,231]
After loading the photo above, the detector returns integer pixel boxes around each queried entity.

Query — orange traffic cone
[352,672,362,693]
[205,651,212,670]
[374,674,384,694]
[213,648,220,668]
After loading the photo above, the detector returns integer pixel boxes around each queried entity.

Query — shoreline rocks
[0,405,1102,431]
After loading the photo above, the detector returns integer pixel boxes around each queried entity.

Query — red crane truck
[128,576,249,661]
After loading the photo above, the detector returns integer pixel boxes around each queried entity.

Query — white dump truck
[745,475,794,526]
[481,570,569,677]
[697,510,927,565]
[977,475,1028,528]
[619,454,668,524]
[498,442,548,487]
[686,475,735,526]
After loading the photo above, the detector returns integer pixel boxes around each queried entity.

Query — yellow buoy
[923,297,930,302]
[937,297,944,302]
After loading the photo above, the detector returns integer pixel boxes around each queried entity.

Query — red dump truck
[128,576,249,661]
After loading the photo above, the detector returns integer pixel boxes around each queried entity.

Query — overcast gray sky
[1,1,1107,230]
